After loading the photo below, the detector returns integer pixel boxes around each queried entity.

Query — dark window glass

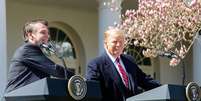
[49,27,76,59]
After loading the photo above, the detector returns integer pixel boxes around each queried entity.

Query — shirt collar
[105,49,119,63]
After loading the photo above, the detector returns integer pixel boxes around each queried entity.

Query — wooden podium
[4,77,102,101]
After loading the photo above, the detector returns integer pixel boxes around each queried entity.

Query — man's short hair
[23,19,48,42]
[104,27,124,41]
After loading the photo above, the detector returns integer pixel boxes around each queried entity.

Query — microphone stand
[41,42,68,79]
[59,57,68,80]
[51,42,69,80]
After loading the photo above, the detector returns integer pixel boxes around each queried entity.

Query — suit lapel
[103,53,123,85]
[121,55,136,93]
[103,53,128,94]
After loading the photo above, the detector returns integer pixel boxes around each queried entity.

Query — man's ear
[104,41,108,49]
[27,32,34,41]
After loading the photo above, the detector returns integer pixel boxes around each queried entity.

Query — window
[49,27,76,59]
[42,27,77,73]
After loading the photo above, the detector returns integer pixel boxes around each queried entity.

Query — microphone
[40,42,69,79]
[40,43,56,53]
[158,51,177,58]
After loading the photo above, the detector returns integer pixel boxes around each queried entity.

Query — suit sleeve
[86,59,101,81]
[20,45,74,78]
[135,66,161,90]
[126,55,161,90]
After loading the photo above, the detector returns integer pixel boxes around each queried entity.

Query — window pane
[49,27,76,59]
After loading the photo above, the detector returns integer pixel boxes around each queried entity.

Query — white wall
[193,36,201,85]
[6,0,194,85]
[0,0,7,99]
[159,57,183,85]
[6,1,99,74]
[185,48,193,84]
[159,49,193,85]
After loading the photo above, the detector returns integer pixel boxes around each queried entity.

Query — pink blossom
[118,0,201,66]
[170,58,181,67]
[189,0,197,7]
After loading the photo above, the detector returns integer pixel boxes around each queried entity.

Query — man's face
[105,32,124,58]
[31,23,49,45]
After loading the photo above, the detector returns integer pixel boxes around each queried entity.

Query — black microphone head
[158,51,177,59]
[40,43,48,48]
[40,43,56,53]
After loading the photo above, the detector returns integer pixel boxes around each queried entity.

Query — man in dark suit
[86,27,161,101]
[5,19,74,93]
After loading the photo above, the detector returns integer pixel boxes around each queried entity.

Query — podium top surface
[4,77,102,101]
[126,84,187,101]
[4,78,67,97]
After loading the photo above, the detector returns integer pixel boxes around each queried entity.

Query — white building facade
[0,0,200,99]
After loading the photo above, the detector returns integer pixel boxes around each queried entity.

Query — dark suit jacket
[86,52,161,101]
[5,42,74,93]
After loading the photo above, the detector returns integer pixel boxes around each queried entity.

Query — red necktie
[116,57,129,88]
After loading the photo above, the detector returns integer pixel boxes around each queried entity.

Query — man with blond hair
[86,27,160,101]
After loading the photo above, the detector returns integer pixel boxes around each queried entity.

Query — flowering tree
[118,0,201,66]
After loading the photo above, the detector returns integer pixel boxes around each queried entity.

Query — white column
[98,0,122,54]
[0,0,7,99]
[193,34,201,86]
